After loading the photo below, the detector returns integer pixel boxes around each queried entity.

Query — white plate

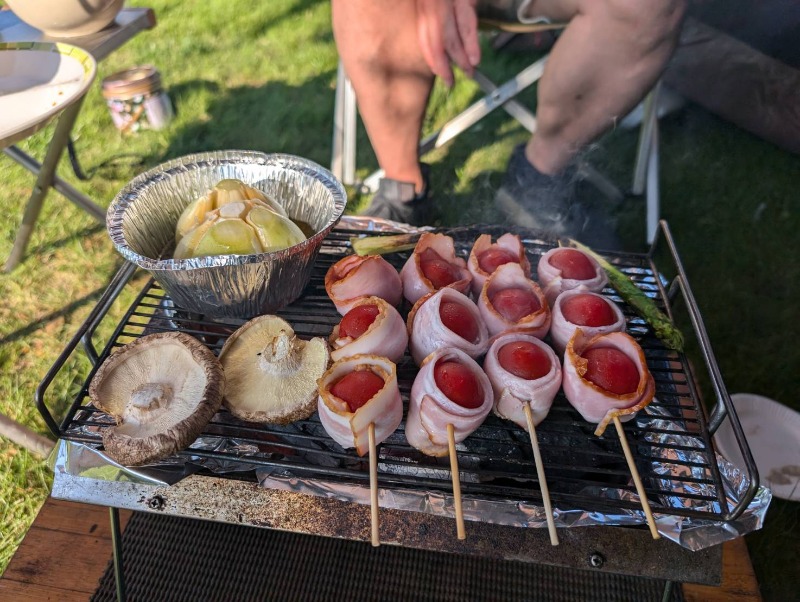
[714,393,800,501]
[0,42,96,148]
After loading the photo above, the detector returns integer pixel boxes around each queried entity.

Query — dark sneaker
[496,144,622,251]
[362,163,433,226]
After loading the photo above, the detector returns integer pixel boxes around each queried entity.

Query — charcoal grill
[38,220,760,599]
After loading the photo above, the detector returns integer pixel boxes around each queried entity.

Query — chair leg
[342,71,358,186]
[331,61,358,186]
[632,83,662,243]
[645,118,660,244]
[330,62,346,182]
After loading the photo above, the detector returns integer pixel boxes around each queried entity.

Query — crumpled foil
[53,400,771,551]
[51,216,771,552]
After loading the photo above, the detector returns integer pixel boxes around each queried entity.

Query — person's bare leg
[332,0,433,192]
[522,0,687,175]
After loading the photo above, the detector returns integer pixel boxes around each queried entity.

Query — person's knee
[595,0,686,54]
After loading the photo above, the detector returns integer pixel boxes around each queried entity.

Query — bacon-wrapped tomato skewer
[400,233,472,304]
[478,262,551,338]
[407,288,489,366]
[549,290,626,355]
[330,296,408,363]
[317,355,404,546]
[562,330,660,538]
[407,348,493,539]
[484,333,561,545]
[325,254,403,315]
[537,247,607,307]
[467,233,531,297]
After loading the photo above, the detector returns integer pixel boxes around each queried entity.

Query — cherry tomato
[434,360,483,408]
[478,248,517,274]
[419,248,459,288]
[560,294,616,327]
[549,249,595,280]
[330,370,385,412]
[490,287,541,322]
[339,304,380,339]
[498,341,551,380]
[582,347,639,395]
[439,301,479,343]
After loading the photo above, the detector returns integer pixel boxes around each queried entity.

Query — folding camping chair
[330,21,663,243]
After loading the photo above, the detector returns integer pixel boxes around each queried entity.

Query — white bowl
[714,393,800,501]
[5,0,124,38]
[0,42,97,148]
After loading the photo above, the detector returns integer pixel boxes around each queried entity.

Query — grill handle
[35,261,137,437]
[654,220,759,519]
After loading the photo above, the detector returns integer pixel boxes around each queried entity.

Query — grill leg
[661,579,675,602]
[110,507,127,602]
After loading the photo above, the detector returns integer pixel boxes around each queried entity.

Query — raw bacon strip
[478,262,551,339]
[407,288,489,366]
[467,233,531,297]
[400,233,472,304]
[484,333,562,430]
[549,290,626,354]
[325,254,403,315]
[406,348,493,457]
[330,297,408,363]
[562,330,655,436]
[317,355,403,456]
[537,247,607,307]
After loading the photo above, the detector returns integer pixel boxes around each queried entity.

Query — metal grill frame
[37,221,759,524]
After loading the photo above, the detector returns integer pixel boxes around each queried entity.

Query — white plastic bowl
[714,393,800,501]
[5,0,123,38]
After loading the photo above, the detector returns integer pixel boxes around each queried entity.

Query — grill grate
[55,226,734,522]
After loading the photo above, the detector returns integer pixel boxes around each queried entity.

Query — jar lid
[102,65,161,99]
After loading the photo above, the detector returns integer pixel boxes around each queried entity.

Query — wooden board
[1,497,760,600]
[0,499,130,600]
[684,537,762,602]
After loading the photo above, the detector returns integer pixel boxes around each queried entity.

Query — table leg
[4,97,87,272]
[110,506,127,602]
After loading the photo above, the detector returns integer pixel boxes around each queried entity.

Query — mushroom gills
[219,315,330,424]
[88,332,225,466]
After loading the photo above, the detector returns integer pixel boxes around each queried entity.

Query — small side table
[0,8,156,271]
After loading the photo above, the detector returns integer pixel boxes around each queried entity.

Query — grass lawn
[1,1,797,599]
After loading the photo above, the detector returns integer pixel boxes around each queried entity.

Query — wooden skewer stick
[612,414,660,539]
[523,404,559,546]
[368,422,380,547]
[447,423,466,540]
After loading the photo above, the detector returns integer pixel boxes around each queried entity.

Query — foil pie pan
[107,150,346,319]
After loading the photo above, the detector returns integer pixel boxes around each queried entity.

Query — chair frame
[331,31,662,243]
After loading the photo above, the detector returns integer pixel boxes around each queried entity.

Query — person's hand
[415,0,480,87]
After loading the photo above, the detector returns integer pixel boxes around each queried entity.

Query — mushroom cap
[218,315,330,424]
[88,332,225,466]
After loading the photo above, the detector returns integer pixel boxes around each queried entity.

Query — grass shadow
[0,259,130,346]
[155,71,337,168]
[25,223,105,257]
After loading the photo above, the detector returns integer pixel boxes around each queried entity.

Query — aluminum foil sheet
[53,403,771,552]
[107,151,346,319]
[250,404,772,552]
